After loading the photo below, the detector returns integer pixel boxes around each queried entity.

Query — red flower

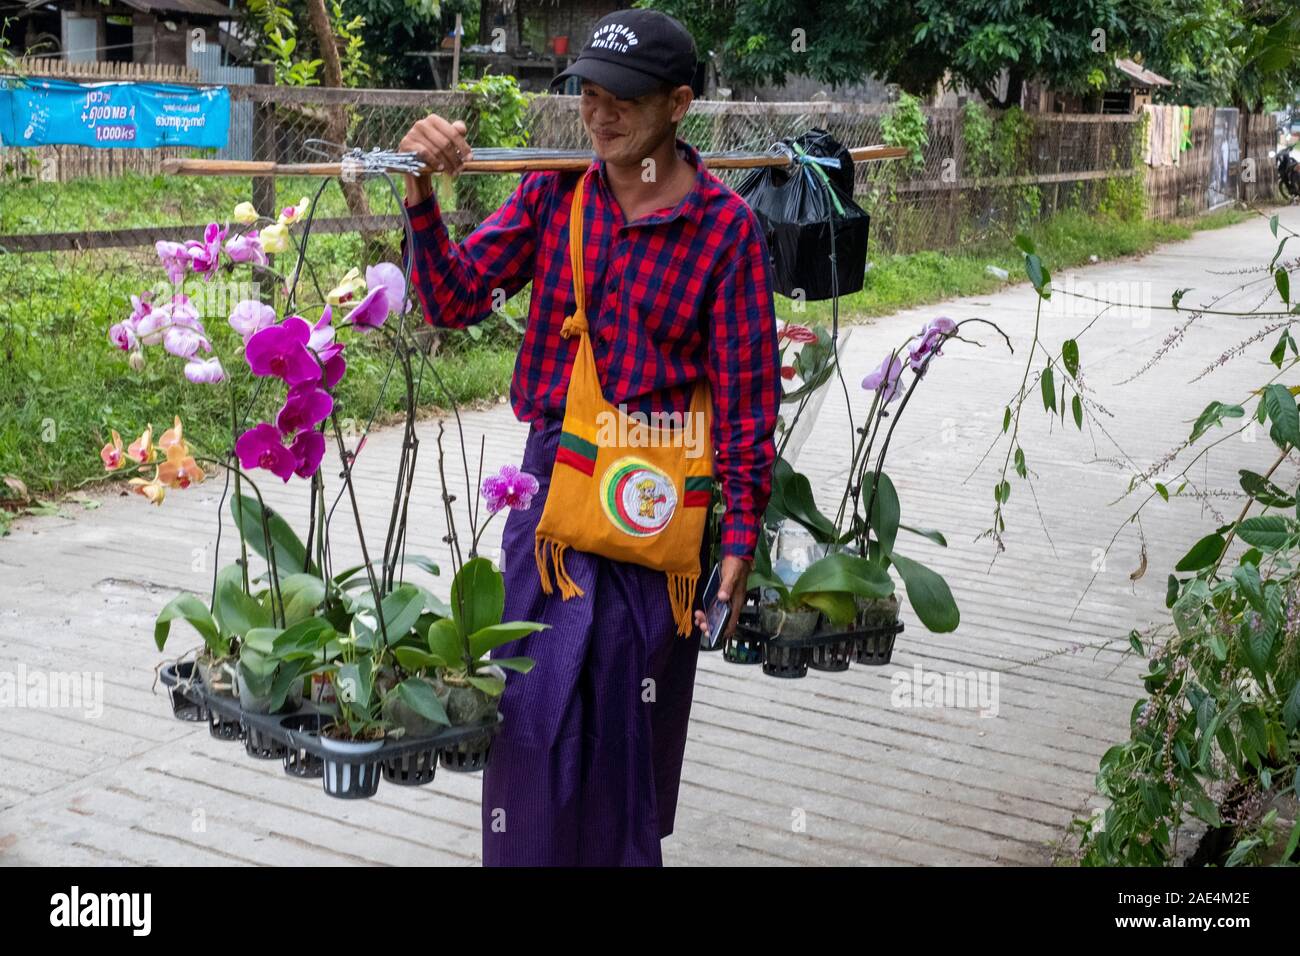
[778,323,817,344]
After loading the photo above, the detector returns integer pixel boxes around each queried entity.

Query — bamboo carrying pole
[161,145,908,178]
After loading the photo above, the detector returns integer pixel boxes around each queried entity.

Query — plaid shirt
[402,138,780,560]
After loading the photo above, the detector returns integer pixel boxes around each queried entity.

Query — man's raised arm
[398,114,541,329]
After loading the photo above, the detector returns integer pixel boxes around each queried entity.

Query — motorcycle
[1278,145,1300,201]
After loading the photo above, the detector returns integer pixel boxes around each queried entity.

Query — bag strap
[561,173,589,339]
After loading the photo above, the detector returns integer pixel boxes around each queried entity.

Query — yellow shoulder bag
[533,172,714,637]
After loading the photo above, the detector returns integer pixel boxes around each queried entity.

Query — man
[399,8,781,866]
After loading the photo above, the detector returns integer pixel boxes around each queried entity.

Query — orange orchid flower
[158,415,186,456]
[126,425,156,464]
[100,429,125,470]
[157,441,205,490]
[128,476,167,505]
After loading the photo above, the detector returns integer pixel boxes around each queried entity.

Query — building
[10,0,250,71]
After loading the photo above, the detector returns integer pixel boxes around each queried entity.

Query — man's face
[579,80,692,167]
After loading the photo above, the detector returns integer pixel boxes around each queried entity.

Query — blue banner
[0,76,229,149]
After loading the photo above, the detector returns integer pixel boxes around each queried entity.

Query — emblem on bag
[599,456,677,536]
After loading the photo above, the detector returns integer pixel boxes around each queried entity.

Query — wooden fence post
[251,63,277,220]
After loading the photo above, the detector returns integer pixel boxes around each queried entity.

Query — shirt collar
[591,137,708,227]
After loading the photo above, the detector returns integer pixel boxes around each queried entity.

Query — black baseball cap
[550,9,697,99]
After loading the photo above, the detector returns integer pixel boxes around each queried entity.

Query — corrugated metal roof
[1114,57,1171,88]
[117,0,236,20]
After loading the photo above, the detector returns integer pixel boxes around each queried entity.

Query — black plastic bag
[737,129,870,301]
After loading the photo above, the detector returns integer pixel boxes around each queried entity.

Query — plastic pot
[196,654,236,697]
[319,733,384,799]
[854,595,900,666]
[723,630,765,664]
[167,661,208,722]
[206,708,244,742]
[762,639,812,678]
[383,749,439,786]
[809,633,856,672]
[439,731,494,773]
[280,714,324,779]
[430,667,502,773]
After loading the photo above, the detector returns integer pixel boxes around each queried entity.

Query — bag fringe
[534,534,585,600]
[667,571,700,638]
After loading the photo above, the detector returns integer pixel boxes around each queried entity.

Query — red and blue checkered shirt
[402,138,780,560]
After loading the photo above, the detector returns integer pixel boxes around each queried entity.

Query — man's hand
[399,114,473,205]
[693,554,752,640]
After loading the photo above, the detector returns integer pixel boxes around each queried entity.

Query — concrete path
[2,207,1295,866]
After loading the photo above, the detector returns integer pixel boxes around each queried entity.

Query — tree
[645,0,1300,109]
[646,0,1126,106]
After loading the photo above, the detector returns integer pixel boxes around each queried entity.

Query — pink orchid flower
[155,241,191,284]
[100,429,125,470]
[108,321,138,351]
[345,263,407,331]
[184,223,227,280]
[481,464,539,514]
[228,300,277,343]
[184,357,225,384]
[907,317,957,372]
[224,230,267,267]
[861,353,904,404]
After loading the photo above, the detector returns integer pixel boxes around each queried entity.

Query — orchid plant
[106,182,543,742]
[747,314,1008,634]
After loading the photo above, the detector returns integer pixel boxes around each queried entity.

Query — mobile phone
[700,563,731,649]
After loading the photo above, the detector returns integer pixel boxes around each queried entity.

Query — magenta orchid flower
[285,306,336,355]
[907,317,957,371]
[224,230,267,267]
[322,349,347,389]
[862,353,904,404]
[184,357,225,384]
[345,263,406,331]
[228,300,277,343]
[235,423,297,482]
[289,430,325,478]
[481,464,539,514]
[276,385,333,436]
[184,223,227,280]
[245,319,321,386]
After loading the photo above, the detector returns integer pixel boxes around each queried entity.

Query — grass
[0,168,1259,526]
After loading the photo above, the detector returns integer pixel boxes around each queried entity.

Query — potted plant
[99,187,547,801]
[389,556,545,772]
[734,320,972,670]
[317,656,388,799]
[235,617,337,757]
[746,537,893,677]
